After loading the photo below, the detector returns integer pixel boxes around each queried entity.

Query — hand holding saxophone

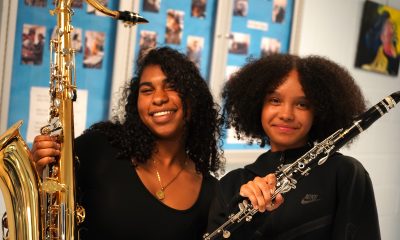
[30,135,60,174]
[239,174,284,212]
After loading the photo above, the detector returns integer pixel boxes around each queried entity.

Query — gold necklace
[153,158,187,200]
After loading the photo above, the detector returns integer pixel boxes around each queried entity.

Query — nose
[152,89,168,105]
[279,104,294,121]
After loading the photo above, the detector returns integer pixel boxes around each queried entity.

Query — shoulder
[74,130,119,165]
[75,130,108,145]
[328,152,371,184]
[217,168,255,196]
[329,153,367,173]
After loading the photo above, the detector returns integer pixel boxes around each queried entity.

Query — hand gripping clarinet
[203,91,400,240]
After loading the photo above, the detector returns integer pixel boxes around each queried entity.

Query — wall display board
[223,0,295,151]
[134,0,218,81]
[7,0,119,142]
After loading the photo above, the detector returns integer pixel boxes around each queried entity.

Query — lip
[272,124,298,133]
[149,109,177,123]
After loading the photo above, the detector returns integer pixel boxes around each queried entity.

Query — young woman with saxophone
[206,54,381,239]
[31,47,224,239]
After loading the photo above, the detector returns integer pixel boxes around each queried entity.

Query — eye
[267,97,280,105]
[165,82,177,91]
[296,100,311,109]
[139,87,153,95]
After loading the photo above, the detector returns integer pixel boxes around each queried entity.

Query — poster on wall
[135,0,217,80]
[224,0,295,150]
[8,0,119,142]
[355,0,400,76]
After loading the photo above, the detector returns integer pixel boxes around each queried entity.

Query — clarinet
[203,91,400,240]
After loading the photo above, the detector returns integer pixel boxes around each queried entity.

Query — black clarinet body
[203,91,400,240]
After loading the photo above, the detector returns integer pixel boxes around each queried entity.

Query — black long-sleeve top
[207,145,381,240]
[74,131,217,239]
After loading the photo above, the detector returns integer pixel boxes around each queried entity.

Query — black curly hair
[87,47,224,175]
[223,54,366,147]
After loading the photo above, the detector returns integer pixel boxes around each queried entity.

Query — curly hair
[223,54,366,147]
[87,47,224,175]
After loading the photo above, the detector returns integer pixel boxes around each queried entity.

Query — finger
[34,156,56,175]
[239,184,259,210]
[248,177,266,210]
[266,193,284,211]
[265,174,277,190]
[252,178,272,212]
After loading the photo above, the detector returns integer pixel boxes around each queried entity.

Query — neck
[153,139,186,167]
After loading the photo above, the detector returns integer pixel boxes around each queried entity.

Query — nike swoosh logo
[301,194,321,205]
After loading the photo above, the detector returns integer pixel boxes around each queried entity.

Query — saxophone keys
[42,178,65,193]
[75,204,86,225]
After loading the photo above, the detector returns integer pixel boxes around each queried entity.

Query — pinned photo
[72,0,83,8]
[228,32,250,55]
[51,27,83,53]
[260,37,281,57]
[83,31,105,69]
[165,10,184,45]
[233,0,248,17]
[21,24,46,65]
[272,0,287,23]
[225,65,240,82]
[143,0,161,13]
[87,0,109,16]
[191,0,207,19]
[139,30,158,60]
[51,0,82,8]
[186,36,204,68]
[24,0,46,7]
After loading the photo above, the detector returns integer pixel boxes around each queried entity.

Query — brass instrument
[204,91,400,240]
[0,1,147,239]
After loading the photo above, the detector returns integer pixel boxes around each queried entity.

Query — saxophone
[204,91,400,240]
[0,1,147,239]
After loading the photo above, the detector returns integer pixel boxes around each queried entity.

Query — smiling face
[137,64,186,141]
[261,70,314,152]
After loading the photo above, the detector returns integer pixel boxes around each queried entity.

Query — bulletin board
[224,0,295,150]
[133,0,218,81]
[7,0,120,142]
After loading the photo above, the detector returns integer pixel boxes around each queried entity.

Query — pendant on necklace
[156,189,165,200]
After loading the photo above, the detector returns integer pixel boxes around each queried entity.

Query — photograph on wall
[165,9,184,45]
[24,0,46,7]
[260,37,281,57]
[228,32,250,55]
[186,36,204,68]
[233,0,248,17]
[225,65,240,82]
[87,0,109,16]
[51,27,83,53]
[272,0,287,23]
[143,0,161,13]
[72,0,83,8]
[51,0,83,8]
[191,0,207,19]
[138,30,158,60]
[83,31,105,69]
[21,24,46,65]
[355,1,400,76]
[72,28,83,53]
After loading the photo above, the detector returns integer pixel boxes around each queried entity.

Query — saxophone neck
[86,0,149,25]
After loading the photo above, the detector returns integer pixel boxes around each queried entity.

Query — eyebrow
[138,82,152,88]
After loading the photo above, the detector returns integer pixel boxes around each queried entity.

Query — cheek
[302,112,314,133]
[260,106,271,131]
